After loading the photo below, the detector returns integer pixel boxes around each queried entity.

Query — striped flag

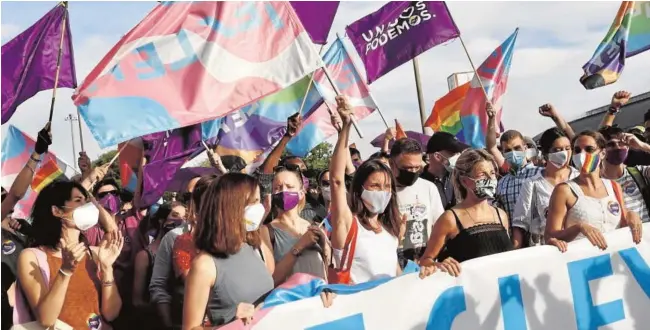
[31,159,64,192]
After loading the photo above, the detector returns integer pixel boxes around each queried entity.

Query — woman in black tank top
[419,149,513,278]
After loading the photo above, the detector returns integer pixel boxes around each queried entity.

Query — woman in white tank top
[329,97,402,284]
[545,131,643,251]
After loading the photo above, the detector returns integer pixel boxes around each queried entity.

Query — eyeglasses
[573,146,599,154]
[97,190,119,199]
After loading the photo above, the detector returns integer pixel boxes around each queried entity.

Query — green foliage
[93,149,121,184]
[302,142,333,172]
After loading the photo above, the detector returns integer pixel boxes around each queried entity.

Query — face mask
[243,203,265,231]
[547,150,569,168]
[572,152,601,174]
[443,154,460,172]
[272,191,300,211]
[71,202,100,231]
[525,148,538,161]
[360,189,391,214]
[302,176,310,190]
[504,150,526,170]
[99,194,121,215]
[468,178,497,199]
[396,169,420,186]
[606,148,628,165]
[162,220,181,234]
[353,161,362,168]
[321,186,331,202]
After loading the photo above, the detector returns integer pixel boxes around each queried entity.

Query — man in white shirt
[390,138,445,266]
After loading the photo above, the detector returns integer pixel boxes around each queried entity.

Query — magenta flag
[1,3,77,124]
[345,1,459,84]
[290,1,339,44]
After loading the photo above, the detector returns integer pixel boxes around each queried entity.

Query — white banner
[252,224,650,329]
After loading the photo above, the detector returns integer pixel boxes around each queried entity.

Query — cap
[426,132,470,154]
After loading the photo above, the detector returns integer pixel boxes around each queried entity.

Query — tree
[93,149,121,184]
[302,142,333,172]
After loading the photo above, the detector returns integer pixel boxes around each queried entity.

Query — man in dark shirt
[421,132,469,210]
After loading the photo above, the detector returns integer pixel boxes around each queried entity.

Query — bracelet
[59,268,72,277]
[102,280,115,287]
[30,155,41,162]
[608,106,620,114]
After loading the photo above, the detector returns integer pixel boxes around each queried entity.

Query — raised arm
[329,96,355,249]
[539,104,575,140]
[485,103,506,169]
[599,91,631,128]
[382,127,395,154]
[260,114,301,174]
[1,123,51,220]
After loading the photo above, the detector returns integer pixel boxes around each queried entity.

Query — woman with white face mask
[329,96,403,284]
[419,149,513,279]
[259,167,329,285]
[511,128,579,249]
[15,180,123,329]
[545,131,643,252]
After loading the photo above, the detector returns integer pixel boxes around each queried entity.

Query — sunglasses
[274,164,303,173]
[320,180,331,187]
[97,190,119,199]
[573,146,599,154]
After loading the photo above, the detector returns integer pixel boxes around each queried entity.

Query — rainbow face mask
[572,152,601,174]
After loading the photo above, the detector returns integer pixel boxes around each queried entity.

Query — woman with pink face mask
[545,131,643,252]
[512,127,579,249]
[259,166,330,285]
[15,180,123,329]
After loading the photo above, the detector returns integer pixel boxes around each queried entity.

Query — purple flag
[290,1,339,45]
[1,3,77,124]
[345,1,459,84]
[140,124,203,206]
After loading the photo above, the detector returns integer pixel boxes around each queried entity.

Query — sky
[2,1,650,168]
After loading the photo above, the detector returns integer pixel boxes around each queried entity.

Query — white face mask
[444,154,460,172]
[525,148,538,161]
[243,203,265,232]
[547,150,569,168]
[360,189,391,214]
[321,186,331,202]
[72,202,100,231]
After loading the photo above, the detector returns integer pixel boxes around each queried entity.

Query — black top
[439,207,513,263]
[421,166,456,210]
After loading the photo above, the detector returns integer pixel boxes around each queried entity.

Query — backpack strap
[13,248,50,325]
[627,167,650,212]
[339,218,359,271]
[610,180,626,222]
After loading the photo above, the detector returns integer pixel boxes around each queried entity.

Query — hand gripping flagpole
[336,33,390,130]
[319,61,364,139]
[47,1,69,123]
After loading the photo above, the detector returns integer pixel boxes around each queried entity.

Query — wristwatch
[291,247,302,257]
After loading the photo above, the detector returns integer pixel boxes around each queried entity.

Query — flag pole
[336,33,389,129]
[458,35,491,103]
[319,65,364,139]
[295,45,326,119]
[76,109,85,152]
[412,57,427,134]
[47,1,69,123]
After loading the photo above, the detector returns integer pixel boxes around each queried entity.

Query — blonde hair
[451,149,498,202]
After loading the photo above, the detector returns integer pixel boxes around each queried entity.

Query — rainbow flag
[1,125,68,218]
[424,82,471,136]
[206,75,323,164]
[581,1,650,89]
[458,29,518,148]
[287,36,378,157]
[31,159,64,192]
[73,1,322,148]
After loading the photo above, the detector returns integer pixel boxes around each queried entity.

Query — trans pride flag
[1,125,68,218]
[457,29,518,148]
[581,1,650,89]
[287,36,378,157]
[73,1,322,148]
[205,76,323,164]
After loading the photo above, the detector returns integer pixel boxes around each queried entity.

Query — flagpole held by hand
[320,67,364,139]
[47,1,69,123]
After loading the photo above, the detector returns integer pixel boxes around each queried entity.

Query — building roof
[533,91,650,141]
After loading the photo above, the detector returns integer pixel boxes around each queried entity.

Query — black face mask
[396,169,420,186]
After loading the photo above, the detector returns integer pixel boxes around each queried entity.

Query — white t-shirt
[613,166,650,223]
[396,178,445,251]
[512,168,579,244]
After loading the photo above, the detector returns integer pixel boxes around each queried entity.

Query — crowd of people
[1,92,648,329]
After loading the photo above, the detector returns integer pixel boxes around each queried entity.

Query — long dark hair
[28,180,90,249]
[349,159,400,237]
[194,173,261,257]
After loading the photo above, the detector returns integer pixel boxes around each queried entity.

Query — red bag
[327,219,358,284]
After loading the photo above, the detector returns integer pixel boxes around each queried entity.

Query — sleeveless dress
[440,207,513,263]
[204,244,274,326]
[45,251,104,330]
[565,179,622,240]
[269,224,327,280]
